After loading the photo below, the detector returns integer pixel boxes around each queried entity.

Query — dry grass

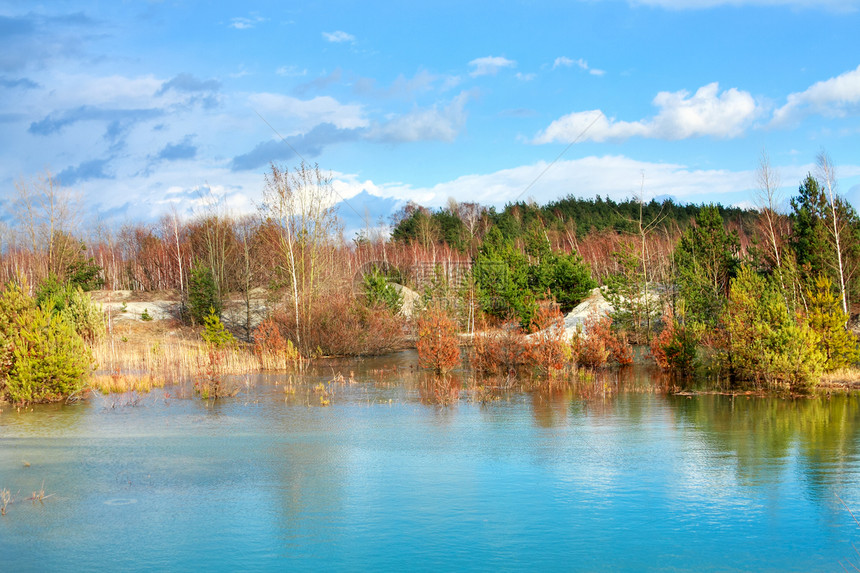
[820,367,860,389]
[1,488,11,516]
[91,319,260,394]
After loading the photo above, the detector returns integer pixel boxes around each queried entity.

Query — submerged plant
[1,488,11,516]
[572,312,633,369]
[416,308,461,375]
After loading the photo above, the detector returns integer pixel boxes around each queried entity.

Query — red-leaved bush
[527,303,568,376]
[417,308,461,374]
[573,312,633,368]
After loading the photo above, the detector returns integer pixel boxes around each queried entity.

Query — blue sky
[2,0,860,232]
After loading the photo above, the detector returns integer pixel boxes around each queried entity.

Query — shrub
[472,321,531,376]
[363,268,402,313]
[35,273,68,313]
[417,308,461,374]
[725,265,824,391]
[527,302,568,377]
[66,256,104,291]
[0,282,93,403]
[572,312,633,368]
[201,308,235,348]
[60,286,105,344]
[34,276,105,344]
[253,315,301,369]
[650,307,700,376]
[194,347,238,400]
[271,289,405,357]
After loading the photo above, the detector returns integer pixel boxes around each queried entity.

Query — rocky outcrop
[562,287,615,339]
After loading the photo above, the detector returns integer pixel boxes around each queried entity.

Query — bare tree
[754,150,784,270]
[817,151,849,314]
[13,170,82,281]
[261,162,341,354]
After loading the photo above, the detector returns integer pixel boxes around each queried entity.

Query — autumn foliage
[572,312,633,368]
[472,322,531,376]
[527,303,568,376]
[417,308,461,374]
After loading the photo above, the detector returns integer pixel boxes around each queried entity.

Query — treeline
[392,193,757,250]
[2,153,859,394]
[390,154,860,391]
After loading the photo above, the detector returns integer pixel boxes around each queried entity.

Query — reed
[91,332,260,394]
[1,488,11,516]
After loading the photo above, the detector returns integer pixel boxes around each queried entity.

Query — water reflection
[1,352,859,571]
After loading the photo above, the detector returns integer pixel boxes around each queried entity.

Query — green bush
[806,274,860,371]
[0,282,93,403]
[725,266,824,391]
[201,308,235,347]
[363,268,402,313]
[33,275,104,344]
[60,286,105,344]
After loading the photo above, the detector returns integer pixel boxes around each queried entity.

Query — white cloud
[469,56,516,77]
[535,82,758,143]
[230,16,266,30]
[553,56,605,76]
[366,92,469,143]
[34,73,164,109]
[247,93,368,131]
[771,64,860,126]
[516,72,536,81]
[322,30,355,43]
[624,0,859,11]
[332,155,760,209]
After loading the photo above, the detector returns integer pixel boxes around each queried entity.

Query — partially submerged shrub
[271,289,405,357]
[527,303,568,377]
[194,347,238,400]
[650,307,700,376]
[572,312,633,368]
[472,321,531,376]
[417,308,461,374]
[253,315,301,369]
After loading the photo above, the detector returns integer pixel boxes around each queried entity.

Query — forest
[1,152,858,402]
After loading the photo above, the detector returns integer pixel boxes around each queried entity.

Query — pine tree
[675,205,739,327]
[806,274,860,371]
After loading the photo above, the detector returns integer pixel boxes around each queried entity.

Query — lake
[2,350,859,571]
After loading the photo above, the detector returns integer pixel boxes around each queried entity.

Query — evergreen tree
[0,281,93,403]
[791,174,833,282]
[806,274,860,371]
[188,263,221,325]
[725,266,823,391]
[675,205,740,327]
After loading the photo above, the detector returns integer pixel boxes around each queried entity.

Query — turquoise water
[2,353,860,571]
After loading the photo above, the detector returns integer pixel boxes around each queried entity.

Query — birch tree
[261,162,341,354]
[817,151,849,314]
